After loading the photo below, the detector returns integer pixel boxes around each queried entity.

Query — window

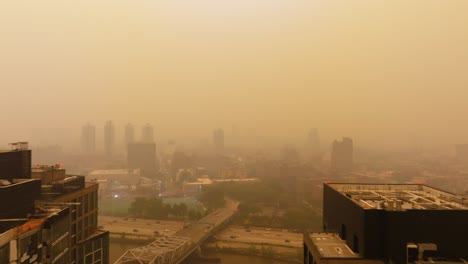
[341,224,347,240]
[84,194,89,214]
[353,234,359,253]
[78,197,83,217]
[303,243,308,263]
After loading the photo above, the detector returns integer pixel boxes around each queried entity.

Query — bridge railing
[114,199,239,264]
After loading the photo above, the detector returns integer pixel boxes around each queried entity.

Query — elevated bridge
[114,199,239,264]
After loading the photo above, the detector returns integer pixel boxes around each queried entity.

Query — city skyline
[1,1,468,150]
[1,1,467,263]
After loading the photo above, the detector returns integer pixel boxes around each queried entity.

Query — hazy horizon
[1,1,468,152]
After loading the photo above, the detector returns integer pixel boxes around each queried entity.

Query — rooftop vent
[9,142,29,151]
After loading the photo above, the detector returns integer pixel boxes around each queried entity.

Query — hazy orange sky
[1,1,467,151]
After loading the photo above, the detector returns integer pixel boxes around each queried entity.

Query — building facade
[124,123,135,146]
[81,124,96,154]
[330,138,353,174]
[0,142,31,181]
[127,142,157,178]
[38,175,108,264]
[141,124,154,143]
[0,143,109,264]
[0,206,71,264]
[313,183,468,263]
[104,121,115,158]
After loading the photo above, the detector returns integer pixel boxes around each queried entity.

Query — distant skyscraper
[104,121,115,158]
[127,142,157,178]
[125,123,135,146]
[280,144,300,163]
[213,129,225,155]
[81,123,95,154]
[330,137,353,173]
[142,123,154,143]
[308,128,319,152]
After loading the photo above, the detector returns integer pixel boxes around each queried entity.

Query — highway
[175,199,239,243]
[214,226,302,248]
[101,200,301,249]
[114,199,239,264]
[99,216,184,237]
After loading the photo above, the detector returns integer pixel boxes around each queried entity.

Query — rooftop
[31,164,65,173]
[0,178,38,188]
[305,232,358,258]
[184,178,213,185]
[328,183,468,211]
[89,169,140,175]
[0,206,67,240]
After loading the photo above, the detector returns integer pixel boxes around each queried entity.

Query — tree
[179,203,188,217]
[129,197,147,217]
[188,210,202,220]
[200,186,225,209]
[146,197,165,218]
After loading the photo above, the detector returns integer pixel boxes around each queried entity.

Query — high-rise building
[127,142,157,178]
[0,142,31,181]
[170,151,191,180]
[0,186,71,264]
[0,145,109,264]
[104,120,115,158]
[142,123,154,143]
[303,183,468,264]
[81,123,96,154]
[125,123,135,146]
[280,144,300,163]
[330,137,353,173]
[213,129,225,155]
[308,128,319,152]
[0,178,40,220]
[37,173,108,264]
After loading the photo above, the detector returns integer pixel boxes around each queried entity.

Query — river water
[110,241,294,264]
[191,253,295,264]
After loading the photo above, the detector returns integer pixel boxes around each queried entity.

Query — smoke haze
[1,0,468,150]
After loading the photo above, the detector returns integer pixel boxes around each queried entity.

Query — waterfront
[110,241,147,263]
[110,241,296,264]
[193,253,296,264]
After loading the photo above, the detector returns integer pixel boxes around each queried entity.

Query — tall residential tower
[142,123,154,143]
[125,123,135,146]
[330,137,353,173]
[81,123,96,154]
[104,121,115,158]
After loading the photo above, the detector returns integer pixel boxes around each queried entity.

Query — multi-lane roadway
[175,199,239,243]
[99,215,184,237]
[214,226,302,247]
